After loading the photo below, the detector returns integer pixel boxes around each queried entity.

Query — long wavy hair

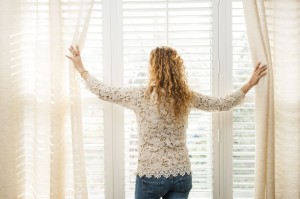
[146,46,194,119]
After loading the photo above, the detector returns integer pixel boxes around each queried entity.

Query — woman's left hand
[65,44,86,73]
[248,61,268,87]
[241,61,268,94]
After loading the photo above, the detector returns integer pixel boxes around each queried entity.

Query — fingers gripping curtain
[242,0,300,198]
[0,0,95,198]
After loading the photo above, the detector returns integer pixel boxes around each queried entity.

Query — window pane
[123,1,214,198]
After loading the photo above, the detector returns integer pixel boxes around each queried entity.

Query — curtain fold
[0,0,94,198]
[242,0,300,198]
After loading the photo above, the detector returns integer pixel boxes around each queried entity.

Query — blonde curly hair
[146,46,194,119]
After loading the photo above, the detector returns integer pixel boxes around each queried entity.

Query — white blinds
[122,0,214,198]
[232,1,255,198]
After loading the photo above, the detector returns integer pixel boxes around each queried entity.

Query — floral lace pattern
[82,73,245,178]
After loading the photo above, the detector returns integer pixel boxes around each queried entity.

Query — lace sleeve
[81,73,144,110]
[191,89,245,111]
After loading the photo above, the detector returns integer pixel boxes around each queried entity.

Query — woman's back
[134,88,191,178]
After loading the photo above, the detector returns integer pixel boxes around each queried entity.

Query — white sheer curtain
[242,0,300,198]
[0,0,94,198]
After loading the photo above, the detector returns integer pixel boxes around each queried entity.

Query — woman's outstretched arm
[192,61,268,111]
[66,44,144,109]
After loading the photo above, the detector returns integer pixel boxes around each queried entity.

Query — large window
[8,0,254,198]
[79,0,255,198]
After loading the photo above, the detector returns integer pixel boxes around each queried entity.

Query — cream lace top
[81,73,245,178]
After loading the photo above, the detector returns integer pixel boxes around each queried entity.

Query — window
[78,0,256,198]
[18,0,256,198]
[80,0,255,198]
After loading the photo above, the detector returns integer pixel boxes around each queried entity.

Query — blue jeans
[135,173,192,199]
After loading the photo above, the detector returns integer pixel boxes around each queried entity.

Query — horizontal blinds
[123,0,213,198]
[232,1,255,198]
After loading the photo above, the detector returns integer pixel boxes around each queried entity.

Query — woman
[66,45,267,199]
